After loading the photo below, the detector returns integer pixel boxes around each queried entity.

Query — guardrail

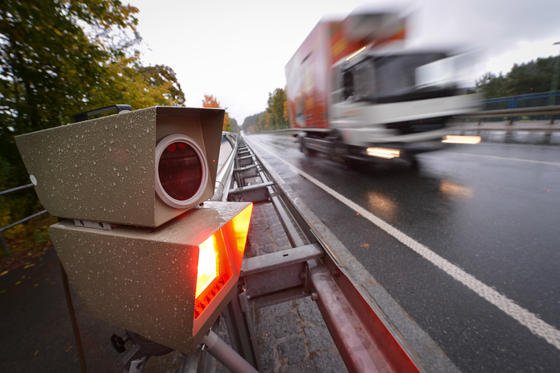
[482,91,560,110]
[462,105,560,125]
[212,133,239,201]
[249,105,560,135]
[0,184,48,256]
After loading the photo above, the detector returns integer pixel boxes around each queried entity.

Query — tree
[476,72,507,99]
[229,117,240,133]
[202,94,231,132]
[0,0,187,237]
[476,56,560,99]
[0,0,186,190]
[242,88,288,133]
[201,94,220,108]
[0,1,138,137]
[264,88,288,129]
[241,111,266,133]
[88,55,185,109]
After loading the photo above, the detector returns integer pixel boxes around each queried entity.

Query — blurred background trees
[0,0,185,254]
[242,88,288,133]
[265,88,288,130]
[476,55,560,98]
[201,94,232,132]
[0,0,185,189]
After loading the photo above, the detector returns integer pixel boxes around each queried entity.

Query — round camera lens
[158,141,203,201]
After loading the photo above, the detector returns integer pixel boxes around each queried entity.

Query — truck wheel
[300,137,316,157]
[329,134,347,163]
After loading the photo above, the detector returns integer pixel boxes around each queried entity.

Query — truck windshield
[373,52,450,99]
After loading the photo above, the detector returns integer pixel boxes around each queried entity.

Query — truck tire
[328,133,347,163]
[300,137,317,157]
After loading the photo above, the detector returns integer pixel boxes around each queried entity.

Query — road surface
[247,133,560,371]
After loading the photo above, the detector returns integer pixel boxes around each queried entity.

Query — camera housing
[15,106,224,227]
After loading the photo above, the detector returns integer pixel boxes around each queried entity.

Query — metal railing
[253,106,560,136]
[212,133,239,201]
[482,91,560,110]
[0,183,48,255]
[461,104,560,126]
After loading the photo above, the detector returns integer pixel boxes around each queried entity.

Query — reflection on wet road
[248,134,560,371]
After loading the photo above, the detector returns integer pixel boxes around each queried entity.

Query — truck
[285,9,480,165]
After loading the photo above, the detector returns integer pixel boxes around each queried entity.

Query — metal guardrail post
[222,295,257,367]
[60,262,88,373]
[201,331,258,373]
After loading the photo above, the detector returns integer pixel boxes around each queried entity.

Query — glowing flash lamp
[366,147,401,159]
[196,235,220,299]
[49,201,253,353]
[442,135,481,144]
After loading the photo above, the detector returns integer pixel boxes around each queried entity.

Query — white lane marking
[442,152,560,167]
[249,137,560,351]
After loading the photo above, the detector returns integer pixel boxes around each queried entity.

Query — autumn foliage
[202,94,232,132]
[0,0,186,260]
[242,88,289,133]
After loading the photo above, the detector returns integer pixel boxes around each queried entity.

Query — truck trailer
[285,9,480,165]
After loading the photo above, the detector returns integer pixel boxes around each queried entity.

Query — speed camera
[15,106,255,353]
[15,106,224,227]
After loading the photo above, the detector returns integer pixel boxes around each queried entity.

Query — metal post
[222,295,257,367]
[550,42,560,108]
[0,183,34,196]
[201,331,258,373]
[60,262,88,373]
[550,42,560,124]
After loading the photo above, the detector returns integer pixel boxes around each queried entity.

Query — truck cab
[330,48,479,154]
[286,9,481,164]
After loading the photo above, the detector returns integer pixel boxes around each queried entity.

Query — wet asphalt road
[0,249,122,372]
[248,134,560,372]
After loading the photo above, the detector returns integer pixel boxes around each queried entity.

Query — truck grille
[384,118,446,135]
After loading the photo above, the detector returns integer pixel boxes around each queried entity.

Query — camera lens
[158,141,203,201]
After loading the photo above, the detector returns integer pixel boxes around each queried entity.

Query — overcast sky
[132,0,560,123]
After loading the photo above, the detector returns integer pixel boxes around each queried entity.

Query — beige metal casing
[15,106,224,228]
[49,201,251,353]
